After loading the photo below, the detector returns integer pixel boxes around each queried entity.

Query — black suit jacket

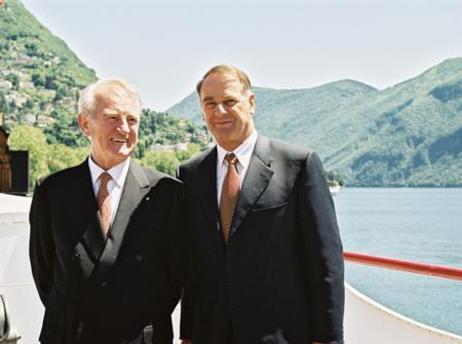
[30,159,185,344]
[178,136,344,344]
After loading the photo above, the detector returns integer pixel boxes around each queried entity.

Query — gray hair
[78,78,142,116]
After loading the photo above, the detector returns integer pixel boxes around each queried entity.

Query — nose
[117,117,130,134]
[215,103,227,115]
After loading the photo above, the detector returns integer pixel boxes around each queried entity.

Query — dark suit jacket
[29,159,185,344]
[178,136,344,344]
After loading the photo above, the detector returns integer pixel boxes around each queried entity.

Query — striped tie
[220,153,240,243]
[97,172,112,236]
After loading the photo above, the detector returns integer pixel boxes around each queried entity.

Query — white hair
[77,78,142,116]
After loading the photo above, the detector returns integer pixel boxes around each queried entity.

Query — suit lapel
[67,160,105,279]
[90,160,152,285]
[229,136,274,238]
[108,160,150,243]
[197,148,222,247]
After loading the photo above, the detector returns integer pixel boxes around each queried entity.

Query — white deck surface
[0,193,31,215]
[344,283,462,343]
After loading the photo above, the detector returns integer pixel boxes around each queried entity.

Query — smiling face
[78,85,140,170]
[200,72,255,151]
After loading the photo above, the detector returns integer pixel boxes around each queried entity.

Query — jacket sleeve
[151,178,187,344]
[176,166,195,340]
[297,151,345,344]
[179,246,195,340]
[29,181,55,306]
[166,180,187,314]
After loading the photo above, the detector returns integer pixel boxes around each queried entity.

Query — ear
[78,114,91,137]
[248,91,256,114]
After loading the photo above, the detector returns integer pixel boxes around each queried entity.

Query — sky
[18,0,462,111]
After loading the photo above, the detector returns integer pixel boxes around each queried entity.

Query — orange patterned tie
[220,153,240,243]
[97,172,112,236]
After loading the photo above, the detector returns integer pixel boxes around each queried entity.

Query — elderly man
[30,78,184,344]
[179,65,344,344]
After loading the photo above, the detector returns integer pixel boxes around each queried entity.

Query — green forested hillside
[1,0,208,186]
[311,58,462,186]
[0,0,96,145]
[168,59,462,186]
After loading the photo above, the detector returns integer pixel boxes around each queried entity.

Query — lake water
[334,188,462,336]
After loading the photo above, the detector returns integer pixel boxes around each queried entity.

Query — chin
[118,145,134,155]
[117,151,132,159]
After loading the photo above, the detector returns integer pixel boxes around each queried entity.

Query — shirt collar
[88,156,131,189]
[217,129,258,167]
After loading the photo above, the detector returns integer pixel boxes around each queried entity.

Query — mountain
[2,0,460,186]
[0,0,209,184]
[167,59,462,187]
[168,80,377,134]
[313,58,462,187]
[0,0,207,149]
[0,0,97,144]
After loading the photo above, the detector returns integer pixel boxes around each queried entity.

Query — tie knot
[225,153,238,165]
[99,172,112,186]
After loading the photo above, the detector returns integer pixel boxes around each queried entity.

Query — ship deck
[1,193,461,343]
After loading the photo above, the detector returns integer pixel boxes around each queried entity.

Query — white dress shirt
[216,130,258,205]
[88,157,131,225]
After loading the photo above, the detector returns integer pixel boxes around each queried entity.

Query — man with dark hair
[30,78,184,344]
[179,65,344,344]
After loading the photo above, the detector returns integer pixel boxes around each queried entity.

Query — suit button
[225,277,232,285]
[135,254,143,262]
[76,321,84,334]
[72,252,80,261]
[101,281,107,288]
[145,196,150,201]
[81,297,88,305]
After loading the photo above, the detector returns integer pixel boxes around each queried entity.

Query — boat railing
[344,251,462,281]
[343,251,462,343]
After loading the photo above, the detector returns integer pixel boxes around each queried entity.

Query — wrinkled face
[78,89,139,170]
[200,72,255,151]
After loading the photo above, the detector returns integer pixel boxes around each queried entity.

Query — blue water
[334,188,462,336]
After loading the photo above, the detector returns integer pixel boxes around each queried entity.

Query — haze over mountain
[168,59,462,187]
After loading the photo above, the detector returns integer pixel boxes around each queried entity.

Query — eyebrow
[102,110,119,116]
[102,110,138,117]
[201,96,215,102]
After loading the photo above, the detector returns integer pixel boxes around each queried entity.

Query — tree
[31,72,46,87]
[8,124,49,189]
[140,151,179,176]
[5,73,20,89]
[47,144,87,174]
[0,92,10,114]
[175,143,201,162]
